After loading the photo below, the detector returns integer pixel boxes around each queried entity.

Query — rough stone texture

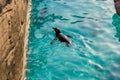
[0,0,30,80]
[114,0,120,15]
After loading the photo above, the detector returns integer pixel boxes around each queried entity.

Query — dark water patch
[71,20,83,24]
[112,14,120,41]
[71,15,85,19]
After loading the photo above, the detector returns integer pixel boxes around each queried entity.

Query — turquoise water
[27,0,120,80]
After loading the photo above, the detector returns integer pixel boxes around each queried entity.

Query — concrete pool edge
[23,0,32,80]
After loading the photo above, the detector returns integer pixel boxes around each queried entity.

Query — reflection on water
[112,13,120,41]
[27,0,120,80]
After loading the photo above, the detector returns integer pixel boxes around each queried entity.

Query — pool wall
[0,0,31,80]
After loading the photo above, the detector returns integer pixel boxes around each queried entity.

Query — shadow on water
[112,13,120,41]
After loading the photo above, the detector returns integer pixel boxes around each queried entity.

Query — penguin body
[51,28,72,47]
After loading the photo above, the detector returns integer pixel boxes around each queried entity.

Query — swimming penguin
[50,28,72,47]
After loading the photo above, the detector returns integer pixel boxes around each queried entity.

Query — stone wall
[0,0,30,80]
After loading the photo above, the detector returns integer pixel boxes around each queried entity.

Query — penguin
[50,28,72,47]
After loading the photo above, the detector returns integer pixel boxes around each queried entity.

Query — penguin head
[52,27,61,34]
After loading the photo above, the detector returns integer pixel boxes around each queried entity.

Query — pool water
[27,0,120,80]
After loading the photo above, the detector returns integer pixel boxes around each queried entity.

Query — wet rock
[114,0,120,15]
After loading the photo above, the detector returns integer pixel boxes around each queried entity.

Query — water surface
[27,0,120,80]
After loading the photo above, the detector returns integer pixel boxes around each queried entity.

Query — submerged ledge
[0,0,31,80]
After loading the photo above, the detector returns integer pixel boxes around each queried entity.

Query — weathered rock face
[0,0,30,80]
[114,0,120,15]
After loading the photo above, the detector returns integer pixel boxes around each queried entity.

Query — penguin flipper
[50,38,57,44]
[66,43,70,47]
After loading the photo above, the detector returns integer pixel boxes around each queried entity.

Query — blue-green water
[27,0,120,80]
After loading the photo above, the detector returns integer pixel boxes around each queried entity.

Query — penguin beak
[52,27,56,30]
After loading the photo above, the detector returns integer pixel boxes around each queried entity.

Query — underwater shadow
[113,0,120,41]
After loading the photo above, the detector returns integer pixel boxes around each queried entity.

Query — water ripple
[27,0,120,80]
